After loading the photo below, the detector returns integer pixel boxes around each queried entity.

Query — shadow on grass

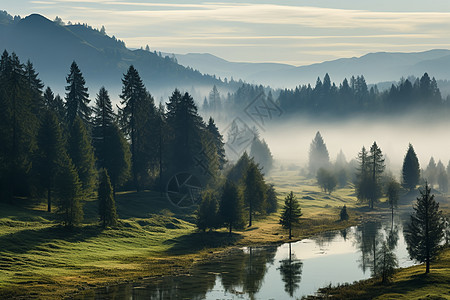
[0,224,103,254]
[104,191,197,223]
[164,231,243,255]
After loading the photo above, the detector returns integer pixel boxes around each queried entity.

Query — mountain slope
[0,13,227,100]
[174,50,450,88]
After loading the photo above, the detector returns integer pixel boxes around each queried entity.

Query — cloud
[25,1,450,64]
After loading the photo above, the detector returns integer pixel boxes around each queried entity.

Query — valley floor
[0,170,448,299]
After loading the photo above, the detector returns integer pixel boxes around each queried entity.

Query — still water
[78,217,415,299]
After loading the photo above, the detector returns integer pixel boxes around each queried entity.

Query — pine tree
[65,61,90,125]
[219,180,244,234]
[68,116,97,195]
[356,146,371,203]
[425,157,437,187]
[35,110,67,212]
[265,184,278,214]
[244,161,267,227]
[206,117,226,170]
[404,183,445,273]
[375,241,398,284]
[92,87,115,168]
[226,152,251,184]
[103,124,131,198]
[56,159,83,226]
[402,144,420,190]
[340,205,349,221]
[98,168,117,228]
[0,51,37,202]
[386,179,400,225]
[24,60,44,113]
[308,131,330,177]
[367,142,385,209]
[166,90,205,174]
[119,65,148,190]
[280,191,302,239]
[250,137,273,172]
[196,190,219,231]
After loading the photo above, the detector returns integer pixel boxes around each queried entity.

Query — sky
[3,0,450,65]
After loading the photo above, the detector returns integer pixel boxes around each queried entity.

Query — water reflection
[355,220,401,277]
[278,242,303,296]
[78,218,414,300]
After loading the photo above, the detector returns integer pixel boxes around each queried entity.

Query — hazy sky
[4,0,450,65]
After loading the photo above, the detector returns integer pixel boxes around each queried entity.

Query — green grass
[306,247,450,300]
[1,169,448,299]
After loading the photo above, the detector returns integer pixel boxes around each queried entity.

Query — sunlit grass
[0,169,448,299]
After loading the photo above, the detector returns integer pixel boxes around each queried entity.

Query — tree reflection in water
[355,220,400,277]
[278,242,303,297]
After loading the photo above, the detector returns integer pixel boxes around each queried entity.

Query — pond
[77,216,415,299]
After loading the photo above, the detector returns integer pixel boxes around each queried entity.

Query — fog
[245,116,450,177]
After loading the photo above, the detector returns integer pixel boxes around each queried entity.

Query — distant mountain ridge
[0,13,228,100]
[173,50,450,89]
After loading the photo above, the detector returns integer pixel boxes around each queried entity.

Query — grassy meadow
[0,167,448,299]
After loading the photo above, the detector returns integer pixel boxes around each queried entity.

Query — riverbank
[1,170,448,299]
[0,173,362,299]
[305,246,450,299]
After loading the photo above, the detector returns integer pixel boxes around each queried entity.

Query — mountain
[173,50,450,89]
[172,52,295,84]
[0,13,230,101]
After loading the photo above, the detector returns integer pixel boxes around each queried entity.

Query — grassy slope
[0,169,448,299]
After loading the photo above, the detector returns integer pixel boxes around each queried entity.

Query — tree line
[0,50,228,227]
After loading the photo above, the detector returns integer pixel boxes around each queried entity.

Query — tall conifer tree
[404,183,445,273]
[65,61,90,125]
[35,110,67,212]
[68,116,97,195]
[402,144,420,190]
[119,65,147,190]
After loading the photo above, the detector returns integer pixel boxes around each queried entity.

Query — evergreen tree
[367,142,385,209]
[308,131,330,177]
[166,90,205,174]
[68,116,97,195]
[437,170,448,193]
[92,87,115,168]
[278,242,303,297]
[425,157,437,187]
[340,205,349,221]
[103,124,131,198]
[250,137,273,172]
[404,183,445,273]
[56,159,83,226]
[119,65,147,190]
[244,161,267,227]
[196,190,219,231]
[0,51,37,202]
[356,146,372,204]
[375,241,398,284]
[98,168,117,228]
[219,180,244,234]
[35,110,67,212]
[226,151,251,184]
[402,144,420,190]
[65,61,90,125]
[279,191,302,239]
[24,60,44,113]
[206,117,226,170]
[386,179,400,225]
[134,92,159,189]
[265,184,278,214]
